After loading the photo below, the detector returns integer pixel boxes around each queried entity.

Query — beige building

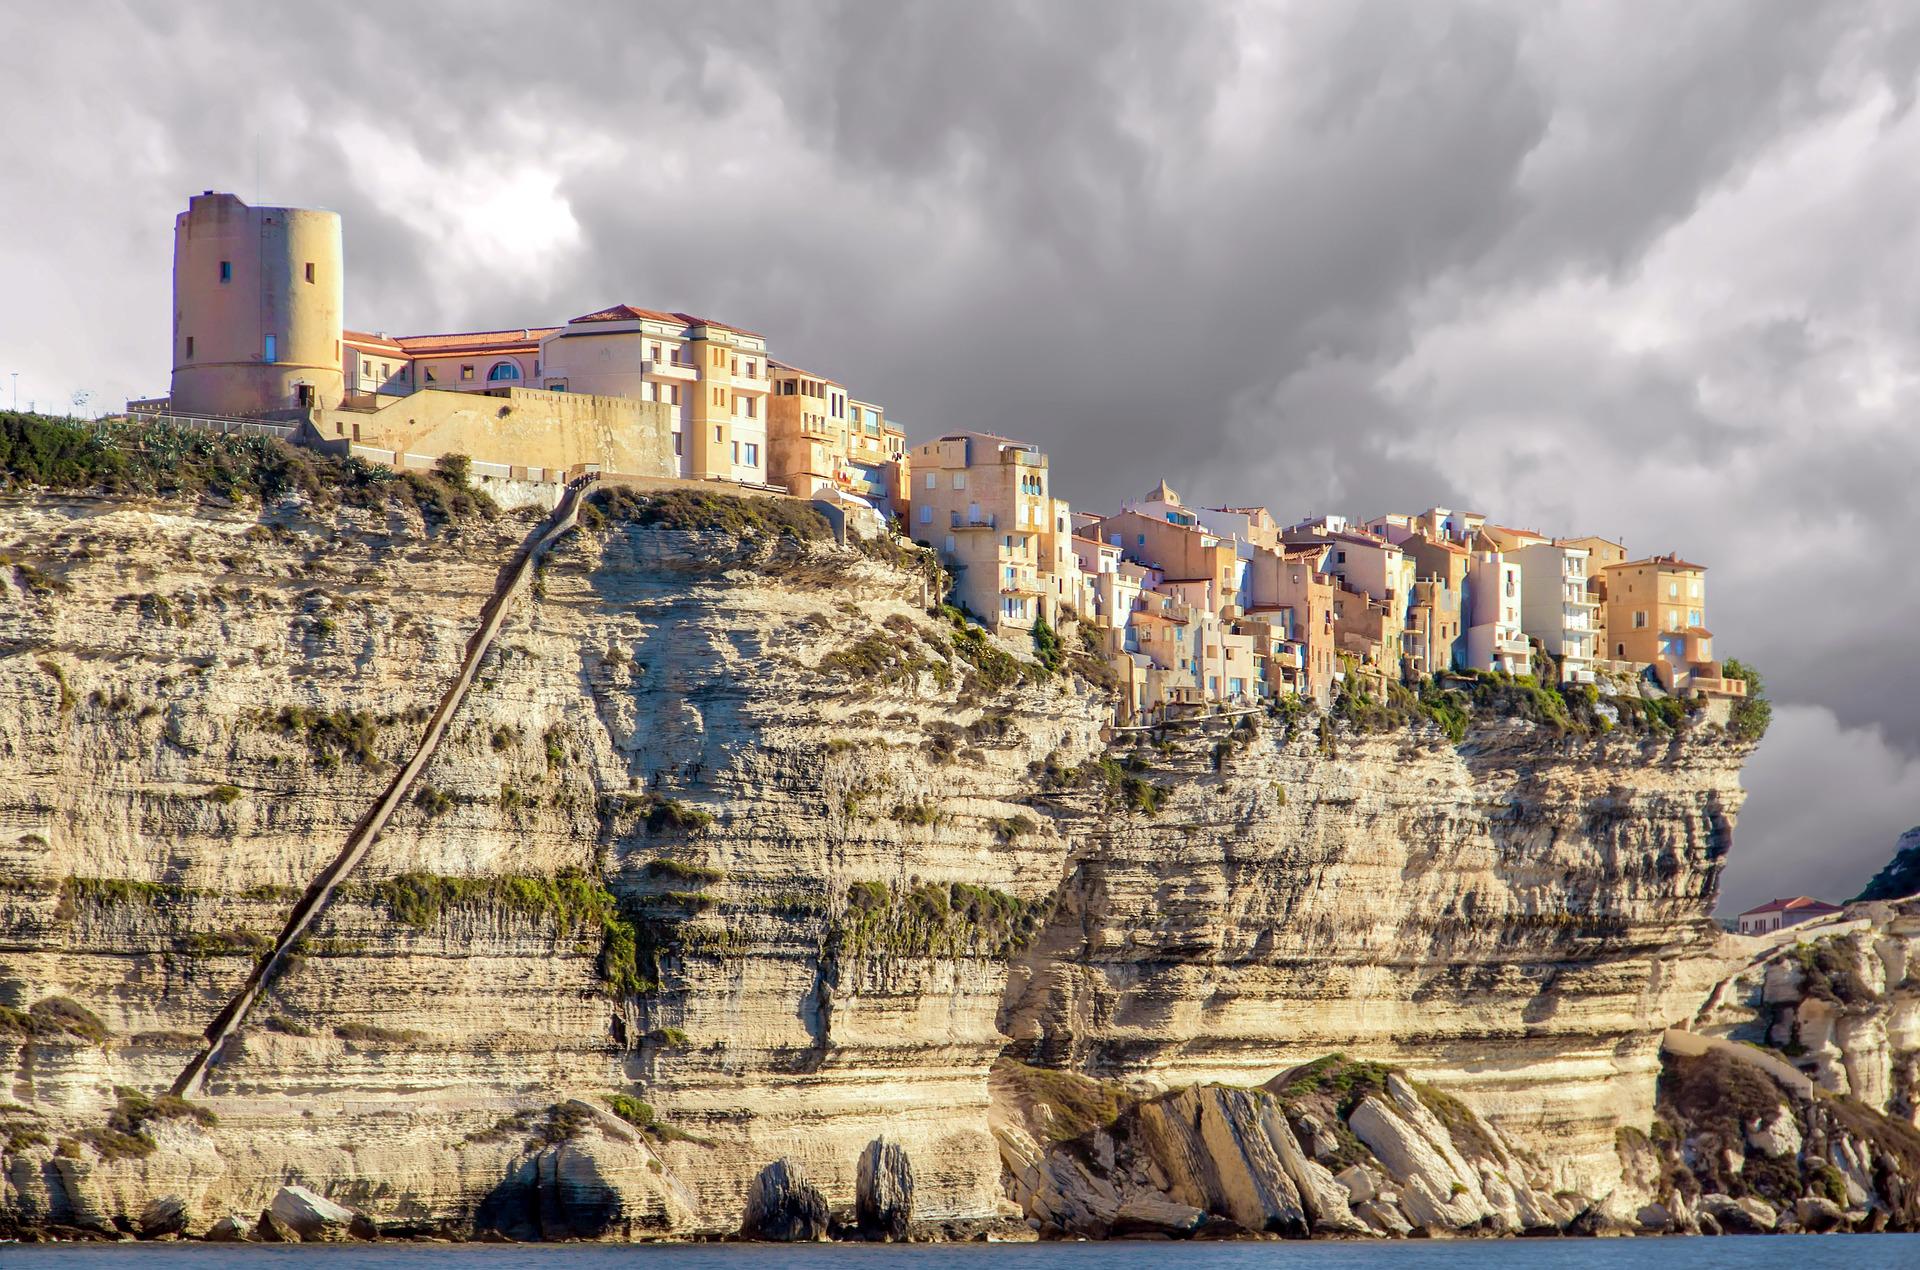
[171,192,344,417]
[1602,554,1744,696]
[907,432,1060,632]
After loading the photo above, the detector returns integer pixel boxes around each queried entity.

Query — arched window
[487,361,521,382]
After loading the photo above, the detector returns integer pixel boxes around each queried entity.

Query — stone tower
[170,191,344,417]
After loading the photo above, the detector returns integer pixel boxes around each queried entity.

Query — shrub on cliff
[0,412,494,522]
[1722,659,1772,742]
[583,486,831,542]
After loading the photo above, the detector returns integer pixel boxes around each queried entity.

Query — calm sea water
[5,1238,1920,1269]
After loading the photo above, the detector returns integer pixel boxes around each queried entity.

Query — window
[263,333,277,363]
[952,472,966,490]
[714,425,722,442]
[461,365,475,381]
[673,432,683,456]
[424,367,437,383]
[1668,581,1679,598]
[650,342,662,361]
[219,260,231,283]
[185,336,194,357]
[488,361,520,382]
[732,441,740,463]
[745,442,759,466]
[919,505,932,525]
[669,385,681,406]
[744,397,756,419]
[1633,611,1647,629]
[1137,534,1146,546]
[924,472,936,490]
[944,534,955,553]
[1689,609,1702,627]
[304,262,315,284]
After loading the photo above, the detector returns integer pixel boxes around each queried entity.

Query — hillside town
[142,191,1747,724]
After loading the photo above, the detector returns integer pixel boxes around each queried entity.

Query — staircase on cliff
[170,475,602,1098]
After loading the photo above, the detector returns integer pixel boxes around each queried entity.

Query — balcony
[950,511,997,530]
[642,358,698,382]
[1002,576,1047,597]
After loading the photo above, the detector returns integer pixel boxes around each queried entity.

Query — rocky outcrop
[0,482,1757,1239]
[855,1137,914,1239]
[992,1056,1574,1238]
[1695,895,1920,1126]
[740,1159,828,1242]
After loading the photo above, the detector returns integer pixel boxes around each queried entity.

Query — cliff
[0,474,1761,1239]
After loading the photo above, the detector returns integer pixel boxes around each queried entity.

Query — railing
[951,511,997,529]
[122,406,297,439]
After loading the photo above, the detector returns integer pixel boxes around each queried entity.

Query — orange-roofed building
[1735,896,1842,937]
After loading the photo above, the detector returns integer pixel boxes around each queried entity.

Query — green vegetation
[830,879,1048,960]
[890,800,943,827]
[0,551,69,596]
[1031,615,1062,675]
[334,1022,426,1044]
[204,784,243,805]
[178,929,271,958]
[581,486,832,542]
[1043,751,1167,816]
[992,1058,1132,1144]
[1789,938,1878,1007]
[0,411,495,522]
[267,705,382,769]
[0,996,110,1045]
[412,784,454,818]
[819,634,945,689]
[1722,658,1773,742]
[364,869,657,998]
[644,857,725,885]
[61,876,201,910]
[1275,1053,1398,1117]
[543,724,567,770]
[604,1094,656,1129]
[36,660,76,713]
[935,606,1048,695]
[263,1015,314,1037]
[990,814,1037,843]
[607,793,715,833]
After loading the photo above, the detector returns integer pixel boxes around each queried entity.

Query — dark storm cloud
[6,0,1920,907]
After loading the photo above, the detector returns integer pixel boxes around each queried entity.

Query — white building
[1510,541,1598,684]
[1465,550,1530,675]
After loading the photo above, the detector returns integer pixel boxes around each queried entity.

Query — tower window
[304,262,315,284]
[219,261,231,283]
[185,336,194,358]
[263,333,277,363]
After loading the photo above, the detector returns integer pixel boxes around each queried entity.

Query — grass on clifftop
[0,411,494,523]
[993,1058,1132,1144]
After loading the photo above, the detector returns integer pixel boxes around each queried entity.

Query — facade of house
[907,432,1060,632]
[1602,554,1745,696]
[1736,896,1843,936]
[1510,541,1598,683]
[1465,550,1531,675]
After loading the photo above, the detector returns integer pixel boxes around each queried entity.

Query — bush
[1723,658,1772,742]
[585,486,831,542]
[204,784,243,805]
[0,412,494,522]
[1031,615,1062,675]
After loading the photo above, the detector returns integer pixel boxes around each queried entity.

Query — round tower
[170,191,344,417]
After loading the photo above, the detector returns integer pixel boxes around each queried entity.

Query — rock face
[1696,896,1920,1126]
[270,1184,353,1240]
[740,1159,828,1242]
[0,484,1756,1238]
[855,1137,914,1240]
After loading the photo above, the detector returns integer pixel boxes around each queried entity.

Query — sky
[4,1,1918,913]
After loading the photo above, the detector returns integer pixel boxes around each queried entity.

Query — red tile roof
[1739,896,1841,917]
[394,328,558,356]
[567,304,762,338]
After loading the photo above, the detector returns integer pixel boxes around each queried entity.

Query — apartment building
[1602,554,1744,696]
[1092,495,1245,616]
[764,364,908,512]
[539,305,770,483]
[1509,541,1599,683]
[1466,550,1531,675]
[1243,545,1337,703]
[1559,536,1627,663]
[908,432,1060,632]
[1404,578,1463,679]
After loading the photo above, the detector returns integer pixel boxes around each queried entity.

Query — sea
[5,1239,1920,1269]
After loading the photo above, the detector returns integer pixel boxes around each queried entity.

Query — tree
[1721,658,1772,742]
[433,452,473,488]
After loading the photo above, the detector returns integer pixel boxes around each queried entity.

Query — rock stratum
[0,477,1874,1241]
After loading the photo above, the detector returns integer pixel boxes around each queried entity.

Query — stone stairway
[171,475,601,1098]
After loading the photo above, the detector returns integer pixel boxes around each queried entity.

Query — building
[1736,896,1843,937]
[1465,550,1530,675]
[1399,532,1471,673]
[764,364,907,513]
[341,327,557,400]
[171,191,344,417]
[539,305,770,483]
[1602,553,1745,696]
[1509,541,1598,683]
[908,432,1059,633]
[1558,536,1628,666]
